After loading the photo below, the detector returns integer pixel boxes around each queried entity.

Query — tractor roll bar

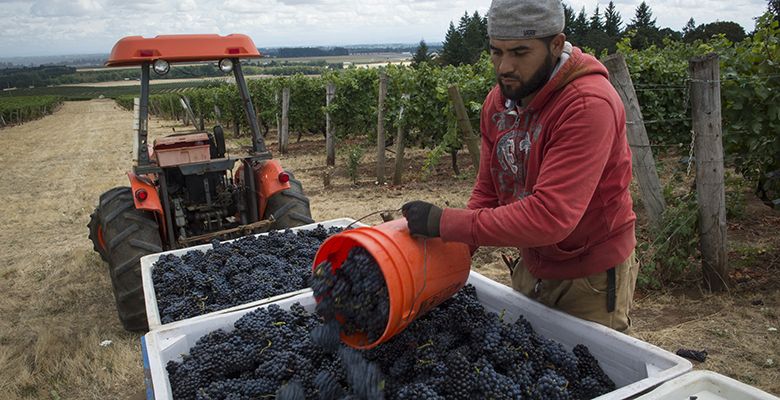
[138,63,151,166]
[232,59,267,155]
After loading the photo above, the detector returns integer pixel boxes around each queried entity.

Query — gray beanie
[488,0,565,40]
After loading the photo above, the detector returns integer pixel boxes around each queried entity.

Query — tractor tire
[88,209,108,262]
[264,171,314,230]
[100,187,163,332]
[89,186,129,262]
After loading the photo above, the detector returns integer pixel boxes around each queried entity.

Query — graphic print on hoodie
[493,100,545,201]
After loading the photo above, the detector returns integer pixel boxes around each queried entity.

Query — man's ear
[550,33,566,58]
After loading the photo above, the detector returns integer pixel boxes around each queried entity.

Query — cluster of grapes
[167,285,616,399]
[152,226,342,324]
[166,302,385,400]
[310,246,389,344]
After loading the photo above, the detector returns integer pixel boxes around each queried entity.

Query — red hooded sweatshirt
[440,46,636,280]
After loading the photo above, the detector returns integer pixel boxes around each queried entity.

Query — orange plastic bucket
[312,218,471,349]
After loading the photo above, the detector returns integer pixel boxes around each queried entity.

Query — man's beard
[498,54,555,103]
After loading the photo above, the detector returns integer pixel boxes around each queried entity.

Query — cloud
[30,0,103,17]
[277,0,322,4]
[177,0,197,11]
[222,0,278,14]
[103,0,172,12]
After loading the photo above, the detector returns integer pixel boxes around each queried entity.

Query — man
[402,0,638,332]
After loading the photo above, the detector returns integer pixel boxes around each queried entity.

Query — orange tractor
[88,34,313,332]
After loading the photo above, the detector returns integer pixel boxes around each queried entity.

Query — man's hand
[401,201,442,237]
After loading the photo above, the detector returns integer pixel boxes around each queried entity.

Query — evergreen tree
[441,21,466,66]
[626,1,662,50]
[628,1,657,30]
[463,11,488,64]
[479,12,488,41]
[411,40,432,67]
[458,11,471,35]
[440,11,487,65]
[563,3,576,38]
[770,0,780,20]
[573,7,589,40]
[584,29,613,55]
[659,27,683,42]
[683,18,697,40]
[590,5,604,31]
[604,1,623,37]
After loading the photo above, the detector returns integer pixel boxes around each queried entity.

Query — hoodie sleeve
[440,96,617,248]
[466,96,499,211]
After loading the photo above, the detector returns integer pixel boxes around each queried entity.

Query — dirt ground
[0,100,777,399]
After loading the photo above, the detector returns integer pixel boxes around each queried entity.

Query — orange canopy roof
[106,34,261,67]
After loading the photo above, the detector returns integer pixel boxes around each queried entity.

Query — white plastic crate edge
[143,270,692,400]
[140,218,366,330]
[635,370,780,400]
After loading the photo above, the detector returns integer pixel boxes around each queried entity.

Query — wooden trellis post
[280,87,290,154]
[603,53,666,227]
[325,83,336,167]
[690,53,729,292]
[448,85,480,168]
[393,94,409,185]
[274,92,280,144]
[392,124,408,186]
[376,72,388,185]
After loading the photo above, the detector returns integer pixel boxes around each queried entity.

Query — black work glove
[401,201,442,237]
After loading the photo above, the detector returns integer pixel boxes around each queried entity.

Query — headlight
[219,58,234,73]
[153,59,170,75]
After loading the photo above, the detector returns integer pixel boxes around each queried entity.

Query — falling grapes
[310,246,390,344]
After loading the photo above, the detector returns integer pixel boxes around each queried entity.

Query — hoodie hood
[491,45,609,113]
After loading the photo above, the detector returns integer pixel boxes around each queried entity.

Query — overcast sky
[0,0,768,57]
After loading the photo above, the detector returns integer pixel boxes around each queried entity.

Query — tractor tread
[129,238,163,254]
[280,188,310,205]
[288,211,315,224]
[99,186,130,205]
[102,197,134,225]
[88,210,108,262]
[108,224,139,250]
[116,285,144,303]
[114,255,141,278]
[125,212,160,229]
[264,170,314,230]
[100,187,161,332]
[269,201,297,220]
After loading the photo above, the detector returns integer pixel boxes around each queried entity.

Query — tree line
[416,1,754,66]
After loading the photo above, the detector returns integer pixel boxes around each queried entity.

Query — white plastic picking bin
[636,370,779,400]
[142,270,693,400]
[140,218,363,330]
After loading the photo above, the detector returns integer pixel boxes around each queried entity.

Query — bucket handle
[401,237,428,322]
[345,208,402,230]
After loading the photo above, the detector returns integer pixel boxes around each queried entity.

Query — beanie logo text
[523,30,536,36]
